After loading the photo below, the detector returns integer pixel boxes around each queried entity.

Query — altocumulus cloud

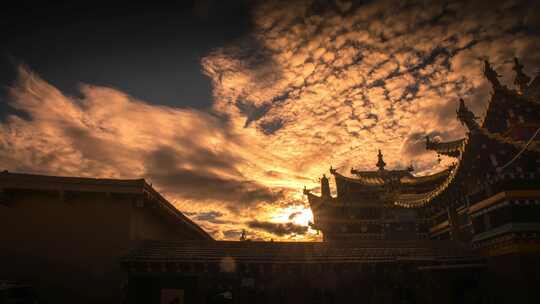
[202,0,540,175]
[2,0,540,240]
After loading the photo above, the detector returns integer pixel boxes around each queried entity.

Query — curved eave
[426,138,465,157]
[395,139,468,208]
[304,191,325,211]
[399,167,453,186]
[482,84,540,132]
[351,169,413,179]
[477,126,540,153]
[332,169,386,186]
[397,124,539,208]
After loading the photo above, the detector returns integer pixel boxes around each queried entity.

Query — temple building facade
[304,150,449,242]
[306,58,540,247]
[304,58,540,302]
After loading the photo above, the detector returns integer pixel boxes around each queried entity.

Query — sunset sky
[1,0,540,241]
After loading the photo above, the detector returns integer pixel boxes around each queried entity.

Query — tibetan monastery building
[1,58,540,303]
[304,58,540,303]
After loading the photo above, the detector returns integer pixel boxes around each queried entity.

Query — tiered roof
[305,58,540,214]
[395,58,540,208]
[305,151,454,209]
[425,138,465,157]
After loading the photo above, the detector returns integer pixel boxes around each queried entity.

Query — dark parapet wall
[0,171,212,303]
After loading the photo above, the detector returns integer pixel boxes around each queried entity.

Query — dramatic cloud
[0,65,308,240]
[2,0,540,240]
[247,220,309,237]
[203,0,540,176]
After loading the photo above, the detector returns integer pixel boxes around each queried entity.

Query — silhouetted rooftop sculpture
[513,57,531,94]
[484,59,501,88]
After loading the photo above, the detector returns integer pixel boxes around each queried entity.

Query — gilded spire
[376,149,386,171]
[513,57,531,94]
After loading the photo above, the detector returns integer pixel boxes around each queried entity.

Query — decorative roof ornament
[376,149,386,171]
[425,135,437,150]
[425,136,464,158]
[513,57,531,94]
[484,60,501,89]
[329,165,336,175]
[320,174,331,198]
[406,163,414,172]
[240,229,247,241]
[456,98,480,131]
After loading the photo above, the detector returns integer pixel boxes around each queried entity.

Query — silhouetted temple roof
[123,240,477,264]
[526,72,540,100]
[328,166,451,190]
[400,167,453,185]
[0,171,149,193]
[395,140,466,208]
[401,59,540,208]
[350,169,414,180]
[332,168,387,186]
[0,171,212,240]
[397,124,540,208]
[425,138,465,157]
[477,126,540,153]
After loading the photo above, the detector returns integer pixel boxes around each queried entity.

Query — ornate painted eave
[477,126,540,153]
[400,167,454,185]
[481,60,540,134]
[394,139,468,208]
[403,124,539,208]
[425,137,465,158]
[336,164,451,190]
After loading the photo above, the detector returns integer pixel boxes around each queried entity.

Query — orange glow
[2,1,539,241]
[270,205,313,227]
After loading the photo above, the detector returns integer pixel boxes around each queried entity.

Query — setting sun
[270,205,314,227]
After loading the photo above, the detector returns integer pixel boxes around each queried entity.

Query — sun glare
[270,205,314,227]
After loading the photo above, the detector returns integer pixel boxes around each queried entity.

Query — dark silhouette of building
[123,239,483,304]
[0,172,210,303]
[301,58,540,302]
[304,151,446,242]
